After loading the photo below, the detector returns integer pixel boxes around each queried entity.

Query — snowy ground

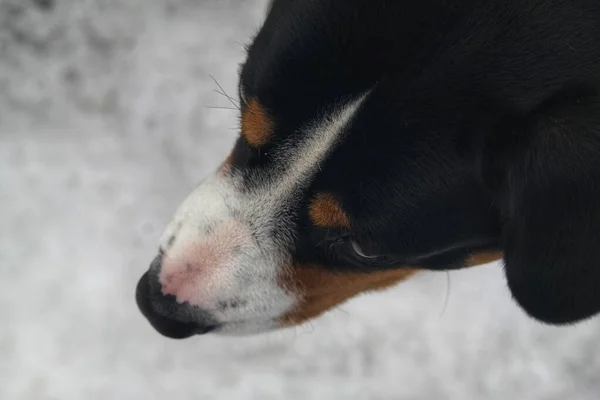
[1,1,599,399]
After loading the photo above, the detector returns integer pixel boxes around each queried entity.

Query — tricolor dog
[136,0,600,338]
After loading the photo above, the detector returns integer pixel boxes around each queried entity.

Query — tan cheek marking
[309,193,351,228]
[466,251,503,267]
[241,98,274,147]
[280,264,418,326]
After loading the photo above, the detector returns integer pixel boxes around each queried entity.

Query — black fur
[232,0,600,324]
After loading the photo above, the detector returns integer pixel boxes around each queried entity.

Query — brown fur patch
[466,251,503,266]
[309,193,351,228]
[280,264,418,326]
[241,98,274,147]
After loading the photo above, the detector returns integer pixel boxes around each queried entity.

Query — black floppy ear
[489,93,600,325]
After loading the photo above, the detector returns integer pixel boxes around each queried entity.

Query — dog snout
[136,256,218,339]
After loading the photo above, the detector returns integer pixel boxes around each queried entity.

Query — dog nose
[135,255,218,339]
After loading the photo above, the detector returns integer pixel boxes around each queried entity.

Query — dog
[136,0,600,338]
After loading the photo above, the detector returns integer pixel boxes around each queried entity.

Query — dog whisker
[205,106,239,110]
[210,74,240,110]
[439,271,451,317]
[336,306,350,317]
[214,89,240,107]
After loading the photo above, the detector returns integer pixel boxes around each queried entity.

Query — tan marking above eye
[465,251,503,267]
[279,263,418,326]
[241,98,274,147]
[309,193,351,228]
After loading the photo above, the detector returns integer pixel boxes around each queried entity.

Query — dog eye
[349,240,380,260]
[331,236,396,266]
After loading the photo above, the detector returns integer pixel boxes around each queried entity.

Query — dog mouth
[136,270,282,338]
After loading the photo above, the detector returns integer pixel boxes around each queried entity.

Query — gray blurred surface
[1,1,599,399]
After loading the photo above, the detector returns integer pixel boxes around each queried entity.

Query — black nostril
[135,269,218,339]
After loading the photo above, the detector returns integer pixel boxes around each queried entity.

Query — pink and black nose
[136,254,218,339]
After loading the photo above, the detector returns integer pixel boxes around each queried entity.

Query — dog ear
[487,93,600,324]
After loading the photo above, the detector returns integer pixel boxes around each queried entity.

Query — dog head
[136,0,600,338]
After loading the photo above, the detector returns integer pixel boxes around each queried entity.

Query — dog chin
[212,319,279,336]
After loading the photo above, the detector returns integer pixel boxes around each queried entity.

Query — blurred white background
[1,0,599,399]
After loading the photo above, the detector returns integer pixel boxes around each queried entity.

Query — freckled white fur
[159,93,369,335]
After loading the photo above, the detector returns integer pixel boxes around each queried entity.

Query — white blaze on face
[157,93,369,334]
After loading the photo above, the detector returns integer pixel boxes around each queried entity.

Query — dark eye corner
[348,239,382,260]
